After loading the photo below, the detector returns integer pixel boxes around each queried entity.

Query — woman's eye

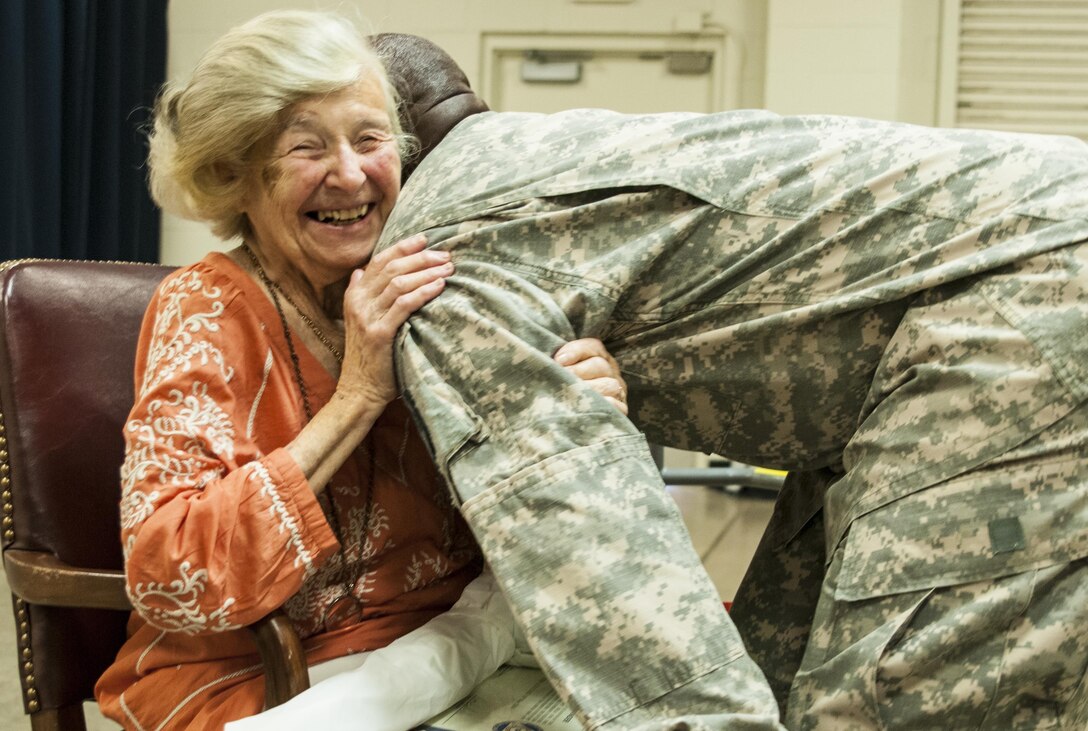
[281,137,321,155]
[356,134,388,152]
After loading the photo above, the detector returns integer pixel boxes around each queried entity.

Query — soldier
[377,109,1088,729]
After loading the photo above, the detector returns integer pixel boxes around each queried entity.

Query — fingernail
[555,352,574,365]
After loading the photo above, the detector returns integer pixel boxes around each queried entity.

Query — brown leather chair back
[0,32,486,729]
[0,260,173,725]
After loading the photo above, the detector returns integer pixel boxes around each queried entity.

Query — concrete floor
[0,484,774,729]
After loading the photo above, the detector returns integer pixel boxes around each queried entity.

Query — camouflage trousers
[395,206,1087,730]
[734,404,1088,729]
[734,246,1088,729]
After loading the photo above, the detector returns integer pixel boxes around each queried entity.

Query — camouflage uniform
[376,109,1088,730]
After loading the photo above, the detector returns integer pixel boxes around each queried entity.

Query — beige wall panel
[764,0,941,123]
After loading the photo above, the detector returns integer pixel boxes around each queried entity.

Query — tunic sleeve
[119,265,338,635]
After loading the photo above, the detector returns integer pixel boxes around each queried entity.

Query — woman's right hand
[338,234,453,408]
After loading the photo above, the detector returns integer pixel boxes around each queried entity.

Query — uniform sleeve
[119,266,337,635]
[394,258,777,729]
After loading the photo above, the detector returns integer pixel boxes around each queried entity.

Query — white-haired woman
[95,11,626,729]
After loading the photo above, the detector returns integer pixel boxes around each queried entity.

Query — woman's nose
[326,143,367,189]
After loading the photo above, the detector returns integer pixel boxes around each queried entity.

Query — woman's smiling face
[242,75,402,289]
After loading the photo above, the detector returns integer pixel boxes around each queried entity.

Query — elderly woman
[94,11,627,730]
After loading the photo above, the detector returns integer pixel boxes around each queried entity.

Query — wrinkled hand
[340,235,452,407]
[554,338,628,415]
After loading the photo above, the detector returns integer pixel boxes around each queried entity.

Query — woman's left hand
[554,338,628,415]
[339,234,453,408]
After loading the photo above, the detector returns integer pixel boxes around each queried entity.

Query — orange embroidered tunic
[95,253,481,730]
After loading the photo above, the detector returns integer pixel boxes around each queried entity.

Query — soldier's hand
[554,338,628,415]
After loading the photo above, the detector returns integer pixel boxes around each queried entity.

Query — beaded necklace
[243,242,372,632]
[242,243,344,365]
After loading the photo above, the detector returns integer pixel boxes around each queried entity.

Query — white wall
[160,0,946,266]
[763,0,943,122]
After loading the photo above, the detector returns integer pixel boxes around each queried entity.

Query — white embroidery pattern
[355,567,379,599]
[351,506,387,601]
[283,495,394,631]
[141,270,233,396]
[351,503,391,564]
[119,657,263,731]
[403,550,452,593]
[120,489,160,532]
[135,631,167,675]
[120,382,233,529]
[157,382,237,460]
[118,693,149,731]
[248,461,315,575]
[154,662,263,731]
[128,561,239,635]
[247,348,274,440]
[121,269,236,533]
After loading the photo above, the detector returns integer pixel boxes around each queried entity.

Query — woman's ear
[195,160,244,202]
[227,162,260,211]
[211,161,240,187]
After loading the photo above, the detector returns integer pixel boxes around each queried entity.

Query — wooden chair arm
[3,548,310,709]
[3,549,130,610]
[252,610,310,708]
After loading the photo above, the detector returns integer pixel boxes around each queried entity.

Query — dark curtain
[1,0,167,262]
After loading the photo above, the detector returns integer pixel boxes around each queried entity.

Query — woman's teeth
[313,204,370,225]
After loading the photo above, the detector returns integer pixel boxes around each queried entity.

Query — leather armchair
[0,33,487,731]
